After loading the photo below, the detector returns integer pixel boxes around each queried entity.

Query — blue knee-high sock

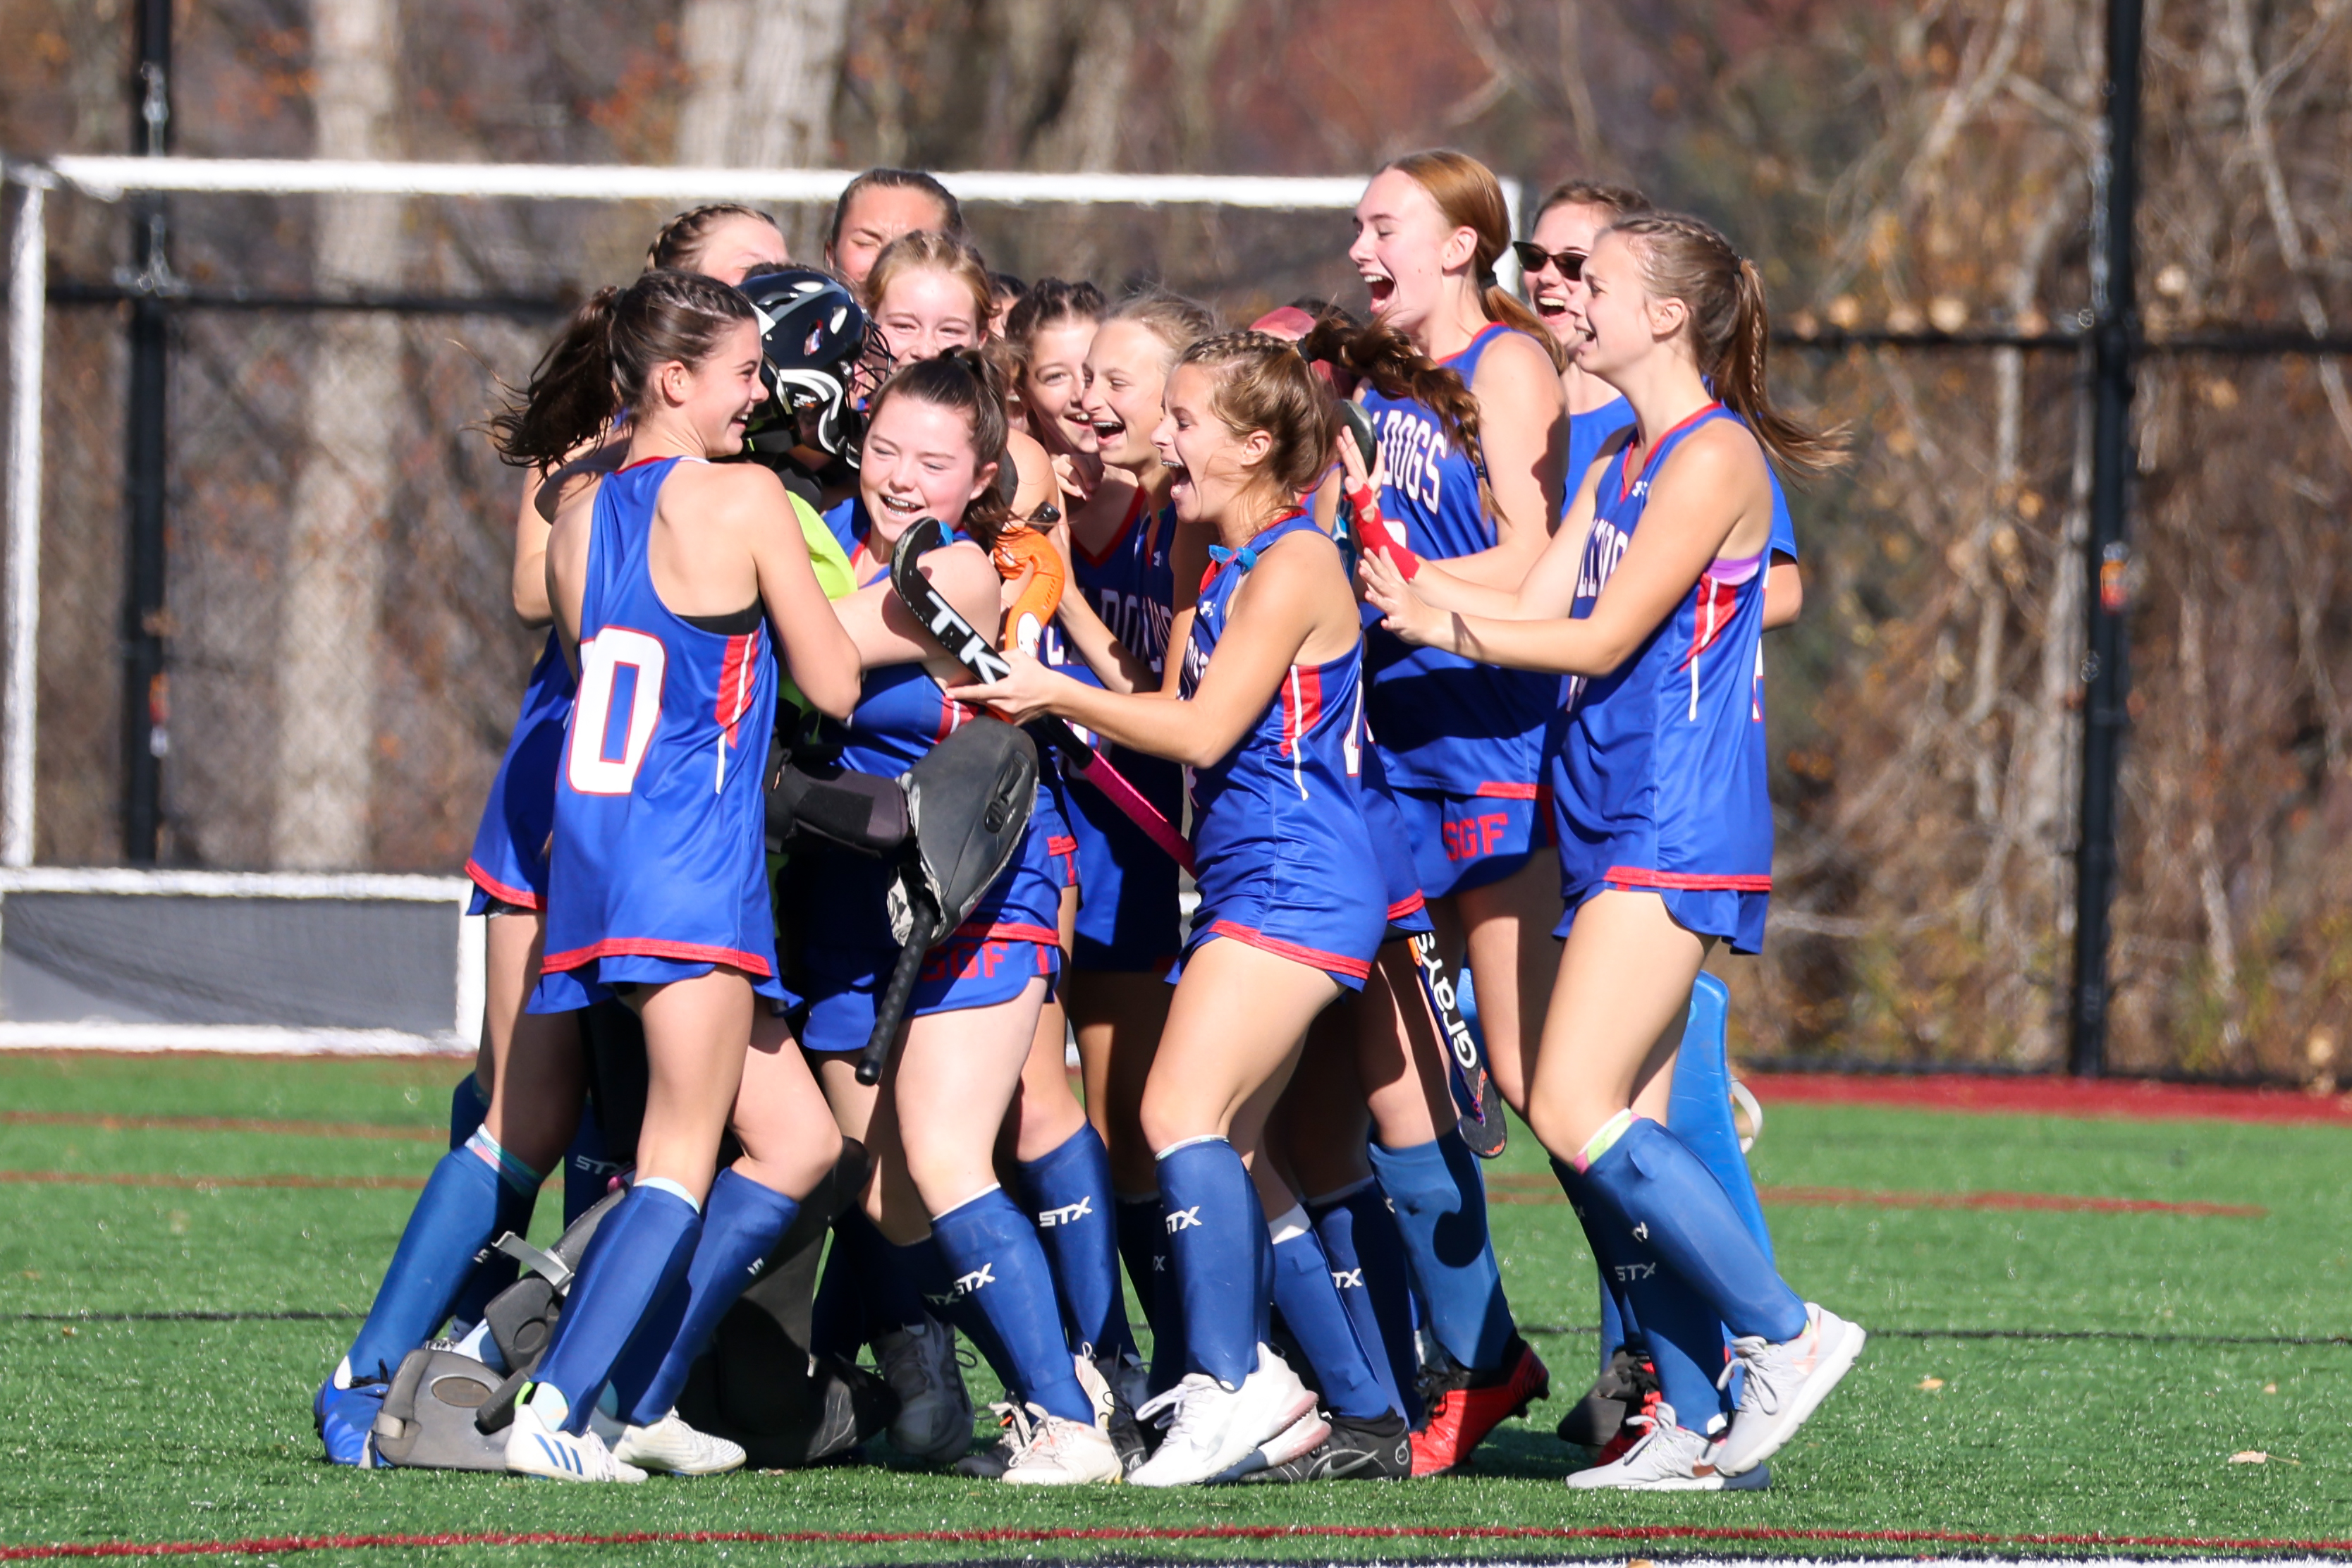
[563,1102,615,1229]
[1140,1195,1187,1396]
[1309,1179,1418,1422]
[1556,1156,1744,1428]
[608,1168,798,1427]
[1115,1191,1166,1342]
[448,1074,489,1151]
[898,1233,1009,1376]
[1366,1132,1513,1371]
[1670,974,1774,1260]
[445,1168,539,1331]
[814,1211,926,1359]
[1578,1119,1806,1347]
[348,1136,535,1381]
[1016,1125,1136,1361]
[1269,1210,1394,1419]
[929,1188,1092,1423]
[1155,1138,1264,1390]
[532,1182,702,1433]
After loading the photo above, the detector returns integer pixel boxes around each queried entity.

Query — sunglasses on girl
[1510,241,1585,281]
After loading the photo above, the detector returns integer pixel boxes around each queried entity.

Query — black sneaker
[1557,1347,1659,1449]
[1219,1409,1411,1483]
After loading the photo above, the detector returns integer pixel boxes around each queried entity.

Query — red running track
[1747,1071,2352,1127]
[2,1524,2350,1562]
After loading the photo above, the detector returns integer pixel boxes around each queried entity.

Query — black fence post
[2069,0,2145,1077]
[121,0,173,864]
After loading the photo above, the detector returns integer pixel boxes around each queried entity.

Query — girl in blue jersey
[1364,212,1863,1490]
[791,350,1125,1486]
[1046,289,1220,1389]
[310,212,794,1469]
[1524,178,1808,1474]
[1323,148,1567,1473]
[480,269,861,1483]
[963,333,1395,1487]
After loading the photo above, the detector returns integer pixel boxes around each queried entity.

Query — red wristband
[1345,482,1419,580]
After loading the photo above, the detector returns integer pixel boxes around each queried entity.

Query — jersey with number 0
[464,631,575,913]
[1550,404,1773,951]
[1182,513,1385,988]
[1356,323,1556,798]
[536,457,784,1004]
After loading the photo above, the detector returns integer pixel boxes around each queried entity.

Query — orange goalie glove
[992,521,1067,656]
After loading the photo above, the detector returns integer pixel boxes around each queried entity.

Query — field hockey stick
[855,901,936,1087]
[1406,929,1508,1158]
[893,517,1196,876]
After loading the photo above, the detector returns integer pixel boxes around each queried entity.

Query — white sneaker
[999,1402,1124,1485]
[876,1318,972,1463]
[612,1409,747,1476]
[1074,1353,1116,1430]
[505,1390,647,1483]
[1713,1304,1866,1476]
[1252,1407,1333,1470]
[1128,1345,1318,1488]
[1566,1402,1731,1490]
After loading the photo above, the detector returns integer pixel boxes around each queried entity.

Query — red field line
[4,1523,2348,1562]
[1,1111,441,1142]
[0,1170,425,1192]
[1748,1070,2352,1127]
[1484,1174,2264,1217]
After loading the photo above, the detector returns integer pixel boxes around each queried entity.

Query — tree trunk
[677,0,852,252]
[273,0,401,869]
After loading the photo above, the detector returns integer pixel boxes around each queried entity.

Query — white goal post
[0,156,1518,1053]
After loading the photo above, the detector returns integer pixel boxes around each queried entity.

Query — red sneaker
[1408,1335,1550,1476]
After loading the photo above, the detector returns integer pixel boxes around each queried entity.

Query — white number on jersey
[567,627,667,795]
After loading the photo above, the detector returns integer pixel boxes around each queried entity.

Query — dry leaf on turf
[2229,1451,2269,1464]
[1917,1377,1945,1390]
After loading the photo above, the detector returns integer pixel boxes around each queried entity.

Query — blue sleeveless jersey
[1356,324,1556,799]
[1181,513,1385,988]
[1058,490,1185,969]
[1568,394,1802,564]
[1548,405,1773,952]
[789,502,1062,1048]
[465,631,575,913]
[535,458,784,1007]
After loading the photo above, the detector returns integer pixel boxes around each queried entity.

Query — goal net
[0,157,1506,1052]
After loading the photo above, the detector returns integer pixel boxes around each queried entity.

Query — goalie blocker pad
[372,1347,509,1471]
[884,716,1039,947]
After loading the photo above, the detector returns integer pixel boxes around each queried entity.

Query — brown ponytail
[1298,315,1495,517]
[1384,149,1568,374]
[1178,331,1336,503]
[489,269,759,470]
[1607,212,1848,479]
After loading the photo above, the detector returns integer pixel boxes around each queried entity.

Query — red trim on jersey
[1047,835,1078,857]
[542,937,774,978]
[713,627,761,747]
[1473,781,1540,800]
[1075,488,1150,568]
[1683,576,1741,669]
[1279,663,1324,759]
[1618,402,1726,502]
[949,919,1063,949]
[1603,866,1772,893]
[1203,919,1374,981]
[1387,891,1428,924]
[616,455,672,473]
[464,861,543,911]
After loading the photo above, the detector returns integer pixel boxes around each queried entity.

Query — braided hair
[644,203,782,273]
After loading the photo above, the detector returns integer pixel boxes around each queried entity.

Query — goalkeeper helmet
[737,267,891,470]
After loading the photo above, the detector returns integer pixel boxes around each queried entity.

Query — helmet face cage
[736,268,892,469]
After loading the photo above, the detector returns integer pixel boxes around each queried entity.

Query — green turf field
[2,1050,2348,1564]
